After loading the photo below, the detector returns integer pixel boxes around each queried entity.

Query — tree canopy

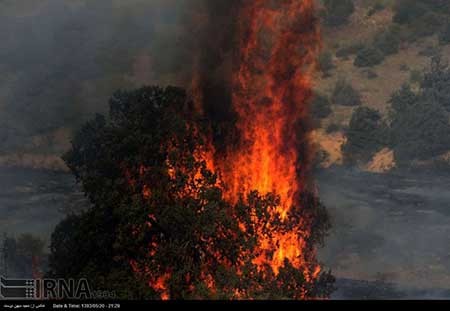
[48,86,334,299]
[343,107,387,165]
[388,58,450,165]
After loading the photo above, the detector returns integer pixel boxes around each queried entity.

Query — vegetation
[342,56,450,167]
[421,56,450,112]
[318,51,334,77]
[396,59,450,160]
[334,0,450,70]
[409,70,423,85]
[439,20,450,45]
[354,47,384,68]
[389,95,450,163]
[373,28,401,56]
[388,57,450,165]
[311,93,332,120]
[393,0,450,43]
[326,123,341,134]
[336,41,364,59]
[332,79,362,107]
[393,1,428,25]
[343,107,387,164]
[367,2,385,17]
[48,86,334,299]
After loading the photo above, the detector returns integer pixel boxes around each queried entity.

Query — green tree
[421,56,450,112]
[311,93,332,120]
[390,99,450,163]
[389,84,418,113]
[373,29,401,56]
[48,86,334,299]
[393,0,426,24]
[439,20,450,45]
[343,107,387,164]
[393,0,449,41]
[354,47,384,68]
[332,79,361,107]
[317,51,334,77]
[388,57,450,165]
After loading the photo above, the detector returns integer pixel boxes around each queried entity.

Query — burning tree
[49,86,333,299]
[49,0,335,300]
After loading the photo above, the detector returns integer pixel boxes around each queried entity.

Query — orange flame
[154,273,170,300]
[219,0,321,277]
[132,0,324,299]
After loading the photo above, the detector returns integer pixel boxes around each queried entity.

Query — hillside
[0,0,449,172]
[312,0,450,172]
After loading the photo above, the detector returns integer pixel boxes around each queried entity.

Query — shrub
[418,45,441,57]
[323,0,355,27]
[343,107,387,164]
[439,20,450,45]
[367,2,385,17]
[393,1,447,42]
[318,51,334,76]
[336,41,364,59]
[354,47,384,67]
[389,84,418,113]
[412,12,444,38]
[424,0,450,15]
[326,123,341,133]
[409,70,423,84]
[421,56,450,112]
[388,58,450,165]
[393,0,426,25]
[390,99,450,163]
[373,29,401,56]
[311,93,332,119]
[399,64,409,71]
[332,79,362,107]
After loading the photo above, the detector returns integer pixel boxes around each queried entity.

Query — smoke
[0,0,198,164]
[0,0,255,170]
[0,0,252,171]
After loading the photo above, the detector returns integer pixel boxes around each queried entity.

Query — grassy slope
[312,0,450,169]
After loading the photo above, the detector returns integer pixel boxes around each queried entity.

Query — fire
[132,0,326,299]
[154,273,170,300]
[219,0,321,276]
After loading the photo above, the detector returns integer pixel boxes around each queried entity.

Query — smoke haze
[0,0,204,164]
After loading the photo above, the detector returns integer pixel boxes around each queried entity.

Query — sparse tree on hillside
[332,79,361,107]
[343,107,387,165]
[388,57,450,165]
[354,47,384,68]
[421,56,450,112]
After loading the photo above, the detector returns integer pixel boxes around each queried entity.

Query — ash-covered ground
[2,166,450,299]
[317,167,450,299]
[0,168,87,238]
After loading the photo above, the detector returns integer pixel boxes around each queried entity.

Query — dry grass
[315,2,450,129]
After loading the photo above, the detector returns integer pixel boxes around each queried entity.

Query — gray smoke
[0,0,197,161]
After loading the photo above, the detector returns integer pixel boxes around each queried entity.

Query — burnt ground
[1,167,450,299]
[0,168,87,238]
[317,167,450,299]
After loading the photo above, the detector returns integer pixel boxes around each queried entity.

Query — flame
[130,0,324,299]
[218,0,321,276]
[153,273,171,300]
